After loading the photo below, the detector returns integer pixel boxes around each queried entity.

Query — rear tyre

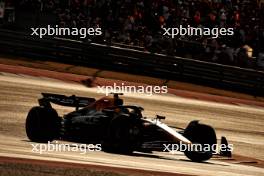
[183,121,217,162]
[26,106,61,143]
[103,114,141,154]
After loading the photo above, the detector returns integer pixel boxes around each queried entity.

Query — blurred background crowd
[1,0,264,69]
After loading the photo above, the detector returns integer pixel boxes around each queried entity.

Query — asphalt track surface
[0,69,264,175]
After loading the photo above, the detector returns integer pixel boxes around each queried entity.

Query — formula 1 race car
[25,93,232,162]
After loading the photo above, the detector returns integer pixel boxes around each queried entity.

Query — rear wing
[38,93,96,110]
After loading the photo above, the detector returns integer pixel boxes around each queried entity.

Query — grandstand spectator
[4,0,263,69]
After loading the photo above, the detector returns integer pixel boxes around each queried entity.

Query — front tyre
[26,106,61,143]
[183,121,217,162]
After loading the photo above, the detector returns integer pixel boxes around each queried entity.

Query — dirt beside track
[0,61,263,175]
[0,156,193,176]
